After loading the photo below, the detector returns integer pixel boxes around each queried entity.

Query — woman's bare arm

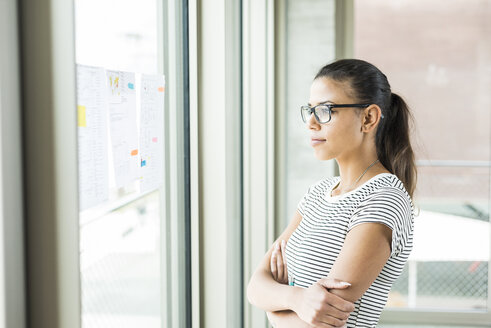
[246,210,304,312]
[263,223,392,326]
[325,222,393,303]
[266,241,353,328]
[267,310,312,328]
[247,210,355,328]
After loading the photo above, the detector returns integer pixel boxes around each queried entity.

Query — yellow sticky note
[78,105,87,127]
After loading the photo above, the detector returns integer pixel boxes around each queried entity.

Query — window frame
[20,0,192,326]
[242,0,277,326]
[160,0,191,326]
[0,0,26,327]
[196,0,244,326]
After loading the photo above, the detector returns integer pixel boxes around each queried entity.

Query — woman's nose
[308,113,320,130]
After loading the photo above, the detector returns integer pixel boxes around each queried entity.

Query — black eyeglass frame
[300,103,384,124]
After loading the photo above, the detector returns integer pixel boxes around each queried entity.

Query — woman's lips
[310,138,326,147]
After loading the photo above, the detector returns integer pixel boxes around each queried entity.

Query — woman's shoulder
[364,174,416,217]
[375,173,411,198]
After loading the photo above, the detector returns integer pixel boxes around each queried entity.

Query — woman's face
[307,77,366,161]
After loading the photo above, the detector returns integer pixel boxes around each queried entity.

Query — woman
[247,59,417,327]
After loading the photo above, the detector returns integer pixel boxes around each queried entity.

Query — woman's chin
[313,149,332,161]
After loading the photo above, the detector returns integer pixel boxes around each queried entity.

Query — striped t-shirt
[285,172,414,327]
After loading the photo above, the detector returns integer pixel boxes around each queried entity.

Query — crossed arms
[247,209,393,327]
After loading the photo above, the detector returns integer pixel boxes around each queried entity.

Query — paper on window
[76,64,109,210]
[106,70,139,188]
[139,74,165,193]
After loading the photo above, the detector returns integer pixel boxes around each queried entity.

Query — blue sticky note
[141,160,146,167]
[128,83,134,89]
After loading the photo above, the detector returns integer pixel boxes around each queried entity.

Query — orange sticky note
[158,86,165,92]
[130,149,138,156]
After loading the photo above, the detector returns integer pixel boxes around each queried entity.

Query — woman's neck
[333,159,389,195]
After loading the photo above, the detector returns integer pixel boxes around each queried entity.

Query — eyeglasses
[300,103,383,124]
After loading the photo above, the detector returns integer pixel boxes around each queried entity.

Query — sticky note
[128,83,134,89]
[152,137,158,143]
[78,105,87,127]
[141,160,146,167]
[158,86,165,92]
[130,149,138,156]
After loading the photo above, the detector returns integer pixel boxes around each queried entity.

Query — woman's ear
[361,104,382,133]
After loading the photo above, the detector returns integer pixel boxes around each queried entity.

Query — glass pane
[74,0,162,326]
[75,0,160,208]
[285,0,337,222]
[75,0,158,74]
[80,192,161,327]
[354,0,491,311]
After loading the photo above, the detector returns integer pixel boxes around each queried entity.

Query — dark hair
[315,58,417,199]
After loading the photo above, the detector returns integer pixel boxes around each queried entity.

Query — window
[74,1,163,326]
[277,0,491,325]
[74,0,191,326]
[353,0,490,314]
[281,0,338,229]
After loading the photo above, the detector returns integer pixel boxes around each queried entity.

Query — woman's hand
[270,240,353,327]
[271,240,289,284]
[292,278,354,328]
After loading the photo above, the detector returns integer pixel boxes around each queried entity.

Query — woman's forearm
[247,268,302,312]
[267,310,311,328]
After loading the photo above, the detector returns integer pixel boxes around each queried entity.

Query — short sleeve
[348,187,413,258]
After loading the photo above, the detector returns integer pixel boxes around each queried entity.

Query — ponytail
[376,92,417,199]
